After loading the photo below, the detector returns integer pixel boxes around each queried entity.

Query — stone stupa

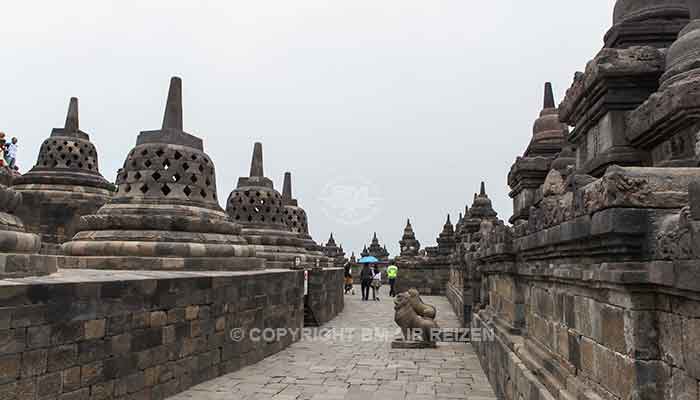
[0,167,55,277]
[12,97,114,251]
[399,219,421,257]
[226,143,309,269]
[62,77,263,271]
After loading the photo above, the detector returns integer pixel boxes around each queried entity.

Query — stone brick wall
[13,187,112,250]
[394,258,450,296]
[0,269,303,400]
[306,268,344,325]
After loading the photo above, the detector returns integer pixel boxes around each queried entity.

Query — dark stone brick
[20,349,47,378]
[51,321,84,345]
[47,344,78,372]
[0,355,20,385]
[26,325,51,349]
[36,371,62,399]
[0,329,26,354]
[131,328,162,352]
[78,339,106,364]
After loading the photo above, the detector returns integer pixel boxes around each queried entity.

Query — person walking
[371,265,382,301]
[5,137,18,169]
[360,264,373,301]
[387,264,398,297]
[344,263,355,295]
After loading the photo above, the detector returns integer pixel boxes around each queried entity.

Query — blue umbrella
[358,256,379,264]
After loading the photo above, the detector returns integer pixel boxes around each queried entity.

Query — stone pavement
[172,293,497,400]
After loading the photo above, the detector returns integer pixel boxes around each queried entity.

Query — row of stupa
[1,77,333,275]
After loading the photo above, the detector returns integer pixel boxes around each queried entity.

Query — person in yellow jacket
[387,264,398,297]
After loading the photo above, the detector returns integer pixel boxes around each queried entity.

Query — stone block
[0,355,20,385]
[683,317,700,379]
[0,329,26,354]
[47,344,78,372]
[80,361,104,386]
[62,367,81,393]
[20,349,47,378]
[83,319,105,340]
[36,371,62,399]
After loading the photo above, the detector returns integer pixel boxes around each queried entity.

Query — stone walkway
[173,294,497,400]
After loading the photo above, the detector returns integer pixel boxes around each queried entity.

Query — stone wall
[12,186,112,253]
[306,268,344,325]
[394,258,450,296]
[0,269,304,400]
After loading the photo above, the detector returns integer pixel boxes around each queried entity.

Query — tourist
[344,263,354,295]
[387,264,398,297]
[360,264,372,301]
[371,265,382,301]
[5,137,18,169]
[0,133,5,167]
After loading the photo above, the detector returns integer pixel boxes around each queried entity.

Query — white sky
[0,0,615,256]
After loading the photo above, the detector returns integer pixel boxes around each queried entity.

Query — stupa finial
[250,142,264,178]
[544,82,555,109]
[480,181,486,196]
[162,77,183,131]
[283,172,292,200]
[64,97,80,132]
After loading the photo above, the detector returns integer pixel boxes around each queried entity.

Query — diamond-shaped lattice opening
[58,146,63,151]
[72,154,79,160]
[174,151,182,160]
[152,171,162,181]
[141,149,148,156]
[145,160,152,167]
[88,164,93,170]
[156,149,165,157]
[199,165,204,172]
[191,154,197,161]
[60,154,67,160]
[182,163,189,171]
[78,163,84,169]
[134,172,142,180]
[172,173,181,182]
[125,185,132,193]
[205,179,211,186]
[200,189,207,198]
[183,186,192,197]
[191,175,198,183]
[68,147,73,152]
[140,184,149,194]
[66,160,72,166]
[161,184,171,196]
[163,159,170,170]
[213,194,216,200]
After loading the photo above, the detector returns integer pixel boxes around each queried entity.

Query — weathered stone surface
[0,268,307,400]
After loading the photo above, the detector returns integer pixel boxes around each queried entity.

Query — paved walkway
[173,294,497,400]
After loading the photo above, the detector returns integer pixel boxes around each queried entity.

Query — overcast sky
[1,0,614,256]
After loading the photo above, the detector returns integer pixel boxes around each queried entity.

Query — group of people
[0,133,18,169]
[344,263,398,301]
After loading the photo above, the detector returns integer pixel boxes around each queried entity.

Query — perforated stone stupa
[226,143,309,269]
[12,97,114,251]
[62,77,262,271]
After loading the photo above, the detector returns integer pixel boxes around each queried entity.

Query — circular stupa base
[59,254,264,271]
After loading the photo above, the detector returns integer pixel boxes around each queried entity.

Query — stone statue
[392,289,439,348]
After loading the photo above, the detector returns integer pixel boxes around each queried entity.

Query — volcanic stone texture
[0,268,304,400]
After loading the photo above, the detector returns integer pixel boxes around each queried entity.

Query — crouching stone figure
[392,289,439,348]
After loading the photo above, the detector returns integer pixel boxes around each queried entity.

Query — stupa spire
[162,77,183,131]
[283,172,292,200]
[544,82,555,109]
[249,142,264,178]
[480,182,486,196]
[64,97,80,133]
